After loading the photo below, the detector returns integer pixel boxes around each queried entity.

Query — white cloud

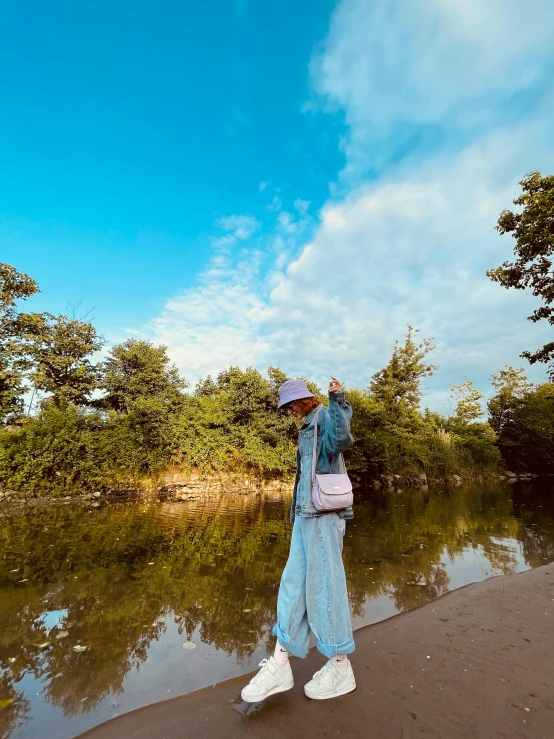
[262,123,553,390]
[265,195,283,213]
[311,0,554,178]
[145,118,553,398]
[294,198,311,215]
[259,181,268,192]
[277,211,297,235]
[147,251,270,382]
[211,234,237,250]
[141,0,554,405]
[216,214,259,241]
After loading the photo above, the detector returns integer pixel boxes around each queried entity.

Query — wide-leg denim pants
[272,512,355,659]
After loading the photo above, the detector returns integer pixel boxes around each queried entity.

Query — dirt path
[77,565,553,739]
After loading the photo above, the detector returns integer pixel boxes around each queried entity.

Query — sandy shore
[77,565,553,739]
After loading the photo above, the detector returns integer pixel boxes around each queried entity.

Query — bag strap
[310,405,346,482]
[311,407,321,483]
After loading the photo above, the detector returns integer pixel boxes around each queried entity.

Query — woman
[241,377,356,702]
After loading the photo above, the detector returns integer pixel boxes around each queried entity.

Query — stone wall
[0,468,545,507]
[156,470,294,502]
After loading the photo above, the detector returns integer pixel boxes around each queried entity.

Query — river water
[1,480,553,739]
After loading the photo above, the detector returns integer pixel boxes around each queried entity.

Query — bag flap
[314,473,353,496]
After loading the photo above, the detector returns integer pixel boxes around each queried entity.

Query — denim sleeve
[321,391,354,455]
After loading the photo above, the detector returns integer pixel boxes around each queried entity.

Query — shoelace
[311,662,339,690]
[250,658,275,688]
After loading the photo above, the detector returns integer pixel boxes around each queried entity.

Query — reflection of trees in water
[512,482,554,567]
[0,568,170,717]
[42,577,167,716]
[0,483,552,722]
[518,523,554,566]
[0,498,292,717]
[342,483,542,617]
[0,674,29,739]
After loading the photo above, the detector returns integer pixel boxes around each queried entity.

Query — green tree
[449,378,484,423]
[98,340,188,470]
[28,314,104,406]
[266,366,289,396]
[100,339,186,414]
[346,330,445,480]
[369,326,436,434]
[174,366,298,477]
[345,388,387,479]
[491,365,534,397]
[488,366,534,438]
[216,366,297,472]
[445,379,500,468]
[0,264,41,423]
[488,367,554,473]
[487,171,554,377]
[194,374,218,396]
[215,365,271,424]
[0,263,39,313]
[1,264,105,413]
[0,356,25,425]
[511,383,554,472]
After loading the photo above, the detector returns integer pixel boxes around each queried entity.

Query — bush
[346,389,501,484]
[491,383,554,473]
[0,402,173,496]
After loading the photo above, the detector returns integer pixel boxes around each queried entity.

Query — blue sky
[2,0,339,324]
[2,0,554,411]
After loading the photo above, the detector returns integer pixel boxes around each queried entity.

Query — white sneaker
[304,658,356,700]
[240,656,294,702]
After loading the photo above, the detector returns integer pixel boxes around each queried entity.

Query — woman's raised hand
[329,377,342,393]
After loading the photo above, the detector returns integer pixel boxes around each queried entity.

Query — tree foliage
[488,366,554,473]
[27,314,104,406]
[442,379,499,468]
[369,326,436,434]
[1,263,104,415]
[0,264,41,424]
[0,263,550,496]
[0,263,40,312]
[488,366,534,437]
[449,378,485,423]
[100,339,186,413]
[345,329,501,480]
[174,366,298,477]
[487,171,554,377]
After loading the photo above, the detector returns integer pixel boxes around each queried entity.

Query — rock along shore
[0,468,544,509]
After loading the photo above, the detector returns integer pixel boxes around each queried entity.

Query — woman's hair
[292,396,320,415]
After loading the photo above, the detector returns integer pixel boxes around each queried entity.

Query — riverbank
[0,468,541,509]
[77,565,553,739]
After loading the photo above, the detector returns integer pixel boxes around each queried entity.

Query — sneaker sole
[304,679,356,700]
[241,676,294,703]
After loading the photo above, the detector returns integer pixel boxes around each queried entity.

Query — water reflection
[0,482,553,739]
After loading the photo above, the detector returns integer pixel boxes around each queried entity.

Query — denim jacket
[290,390,355,524]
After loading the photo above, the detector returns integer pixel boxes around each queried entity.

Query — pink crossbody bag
[311,408,354,512]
